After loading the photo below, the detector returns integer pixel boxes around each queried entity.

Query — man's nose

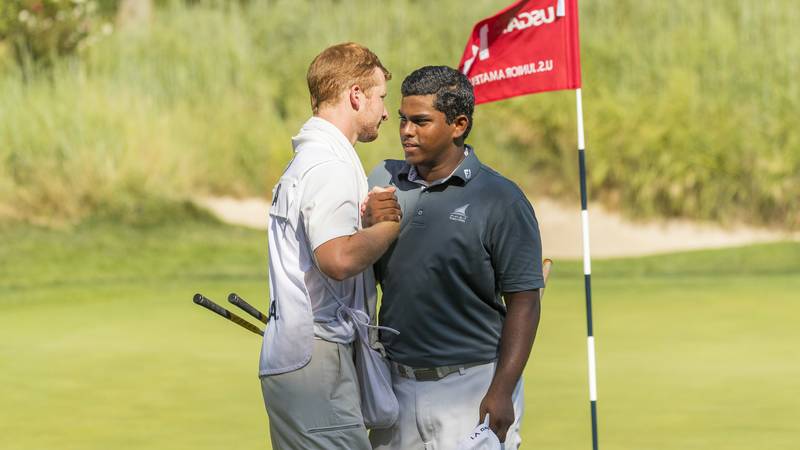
[381,107,388,121]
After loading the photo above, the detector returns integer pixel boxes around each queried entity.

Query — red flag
[458,0,582,104]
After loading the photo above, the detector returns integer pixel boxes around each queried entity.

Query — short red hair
[307,42,391,113]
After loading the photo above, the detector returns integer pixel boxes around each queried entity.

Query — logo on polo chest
[449,204,470,223]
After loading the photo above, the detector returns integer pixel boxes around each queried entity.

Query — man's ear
[349,85,363,111]
[452,114,469,140]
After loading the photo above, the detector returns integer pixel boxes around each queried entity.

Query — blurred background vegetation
[0,0,798,227]
[2,3,799,449]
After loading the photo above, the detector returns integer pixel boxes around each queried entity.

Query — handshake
[361,186,403,228]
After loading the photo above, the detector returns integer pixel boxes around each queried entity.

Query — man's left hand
[478,387,515,442]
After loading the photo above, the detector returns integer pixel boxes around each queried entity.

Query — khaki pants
[369,361,523,450]
[260,338,371,450]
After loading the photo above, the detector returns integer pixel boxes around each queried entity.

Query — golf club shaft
[193,293,264,336]
[228,293,269,324]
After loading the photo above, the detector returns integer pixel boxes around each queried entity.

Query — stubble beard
[357,120,381,143]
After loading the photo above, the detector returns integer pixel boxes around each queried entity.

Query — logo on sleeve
[449,204,470,223]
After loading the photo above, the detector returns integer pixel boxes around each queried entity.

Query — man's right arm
[301,161,400,281]
[314,219,399,281]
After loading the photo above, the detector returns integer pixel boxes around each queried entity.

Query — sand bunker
[196,196,798,259]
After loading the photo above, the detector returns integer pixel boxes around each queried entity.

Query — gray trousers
[260,338,371,450]
[369,361,523,450]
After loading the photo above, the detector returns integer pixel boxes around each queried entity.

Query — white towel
[456,414,502,450]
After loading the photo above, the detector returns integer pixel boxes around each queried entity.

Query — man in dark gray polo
[364,66,544,450]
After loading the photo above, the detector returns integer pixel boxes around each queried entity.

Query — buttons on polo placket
[411,196,427,227]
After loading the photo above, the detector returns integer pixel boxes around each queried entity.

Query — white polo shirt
[259,117,377,376]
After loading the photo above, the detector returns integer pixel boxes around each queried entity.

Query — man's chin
[357,129,379,143]
[404,153,421,165]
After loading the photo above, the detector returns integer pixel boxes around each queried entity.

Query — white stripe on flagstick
[587,336,598,401]
[557,0,566,17]
[576,88,585,150]
[581,210,591,275]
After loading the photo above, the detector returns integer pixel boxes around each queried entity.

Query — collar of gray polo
[399,145,480,185]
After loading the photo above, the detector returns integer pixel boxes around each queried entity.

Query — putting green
[1,222,798,449]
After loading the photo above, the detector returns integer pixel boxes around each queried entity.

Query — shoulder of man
[476,163,529,208]
[367,159,406,188]
[287,143,350,180]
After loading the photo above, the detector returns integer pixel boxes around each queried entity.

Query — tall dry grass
[0,0,797,227]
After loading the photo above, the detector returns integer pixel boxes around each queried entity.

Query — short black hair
[401,66,475,140]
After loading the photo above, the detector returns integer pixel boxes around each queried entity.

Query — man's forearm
[479,290,540,441]
[340,221,399,276]
[488,290,541,396]
[315,221,399,280]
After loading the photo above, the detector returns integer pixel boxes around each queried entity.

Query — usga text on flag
[470,59,554,86]
[503,5,557,34]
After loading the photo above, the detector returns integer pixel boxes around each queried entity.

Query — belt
[392,360,493,382]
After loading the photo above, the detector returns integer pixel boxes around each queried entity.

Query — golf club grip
[228,293,268,324]
[541,258,553,301]
[193,293,264,336]
[542,258,553,283]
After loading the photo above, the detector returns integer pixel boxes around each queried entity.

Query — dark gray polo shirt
[368,147,544,368]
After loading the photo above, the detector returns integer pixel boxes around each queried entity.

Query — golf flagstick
[576,88,600,450]
[193,293,264,336]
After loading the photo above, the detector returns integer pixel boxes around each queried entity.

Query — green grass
[1,0,799,227]
[1,221,799,449]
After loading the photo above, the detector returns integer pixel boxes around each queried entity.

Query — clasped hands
[361,186,402,227]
